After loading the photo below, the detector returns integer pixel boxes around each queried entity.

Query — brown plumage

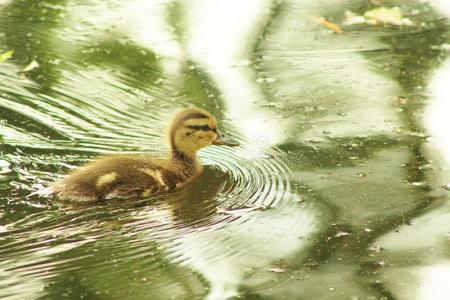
[52,108,236,201]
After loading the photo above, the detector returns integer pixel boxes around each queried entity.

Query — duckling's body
[52,108,232,202]
[53,154,201,201]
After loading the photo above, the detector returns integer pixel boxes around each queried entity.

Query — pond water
[0,0,449,299]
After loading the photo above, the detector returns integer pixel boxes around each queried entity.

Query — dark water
[0,0,449,299]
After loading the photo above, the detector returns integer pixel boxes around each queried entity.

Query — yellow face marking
[96,172,118,188]
[175,182,185,189]
[139,168,166,188]
[142,189,153,197]
[208,118,217,129]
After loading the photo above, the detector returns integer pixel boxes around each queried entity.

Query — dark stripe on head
[178,112,209,124]
[186,124,212,131]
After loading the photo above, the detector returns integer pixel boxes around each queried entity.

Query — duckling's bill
[212,133,239,146]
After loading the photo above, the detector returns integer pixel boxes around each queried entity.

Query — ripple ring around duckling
[202,141,290,210]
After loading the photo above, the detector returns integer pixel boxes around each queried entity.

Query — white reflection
[0,269,45,300]
[426,0,450,15]
[0,0,11,6]
[424,58,450,166]
[419,262,450,300]
[184,0,287,151]
[375,210,450,251]
[168,198,318,300]
[0,229,96,300]
[373,26,450,300]
[64,0,183,77]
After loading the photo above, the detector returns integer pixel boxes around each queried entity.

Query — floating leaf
[23,59,40,72]
[365,7,413,26]
[311,16,343,34]
[0,50,13,63]
[344,7,414,27]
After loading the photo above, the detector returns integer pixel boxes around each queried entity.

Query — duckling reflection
[167,166,229,227]
[52,108,237,202]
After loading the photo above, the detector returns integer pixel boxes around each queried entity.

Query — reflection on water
[0,0,449,299]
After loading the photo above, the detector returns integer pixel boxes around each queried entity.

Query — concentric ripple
[204,142,290,209]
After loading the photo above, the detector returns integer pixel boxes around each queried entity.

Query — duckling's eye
[187,124,211,131]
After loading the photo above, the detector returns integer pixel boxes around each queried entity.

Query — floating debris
[311,16,343,34]
[369,245,384,252]
[256,77,276,84]
[262,102,277,108]
[411,181,425,186]
[442,184,450,191]
[296,198,305,203]
[365,7,413,26]
[357,172,367,178]
[408,131,427,138]
[267,267,285,273]
[418,164,434,171]
[344,7,414,27]
[343,11,366,25]
[364,228,373,233]
[23,59,40,72]
[217,204,266,215]
[391,96,408,105]
[334,231,350,238]
[49,58,62,65]
[0,50,13,63]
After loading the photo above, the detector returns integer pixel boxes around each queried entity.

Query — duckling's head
[169,108,234,155]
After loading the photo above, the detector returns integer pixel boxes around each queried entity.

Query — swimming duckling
[52,108,237,201]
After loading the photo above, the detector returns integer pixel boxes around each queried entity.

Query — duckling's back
[52,155,198,201]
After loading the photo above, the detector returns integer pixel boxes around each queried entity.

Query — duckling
[52,108,237,201]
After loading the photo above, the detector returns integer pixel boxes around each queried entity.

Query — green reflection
[80,38,162,86]
[0,0,449,299]
[1,0,67,89]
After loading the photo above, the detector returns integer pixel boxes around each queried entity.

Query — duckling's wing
[53,155,174,201]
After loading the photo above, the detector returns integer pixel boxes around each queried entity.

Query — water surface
[0,0,449,299]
